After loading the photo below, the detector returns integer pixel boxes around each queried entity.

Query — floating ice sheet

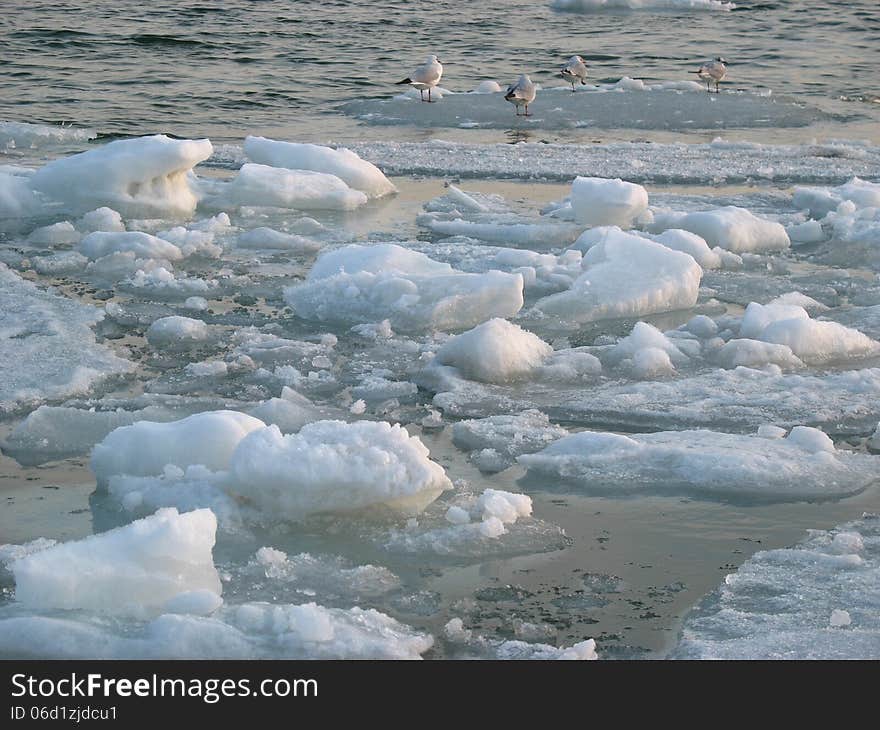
[0,264,134,415]
[672,516,880,659]
[342,88,825,132]
[431,365,880,435]
[519,427,878,503]
[349,139,880,185]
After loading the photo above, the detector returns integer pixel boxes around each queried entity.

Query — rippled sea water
[2,0,879,143]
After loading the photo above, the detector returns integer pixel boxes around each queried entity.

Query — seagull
[693,57,728,93]
[504,74,537,116]
[561,55,588,91]
[396,55,443,102]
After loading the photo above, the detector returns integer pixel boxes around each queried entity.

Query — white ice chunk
[244,136,396,198]
[30,135,212,218]
[91,410,266,487]
[0,264,134,414]
[569,176,648,228]
[520,428,876,502]
[532,227,702,324]
[0,602,432,659]
[285,243,524,332]
[226,421,451,519]
[77,231,183,261]
[432,319,553,384]
[650,206,790,253]
[740,302,878,363]
[145,315,210,348]
[224,163,367,211]
[236,227,323,252]
[10,508,221,619]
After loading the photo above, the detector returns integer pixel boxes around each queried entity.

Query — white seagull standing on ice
[693,57,728,93]
[396,55,443,102]
[561,55,588,91]
[504,74,537,116]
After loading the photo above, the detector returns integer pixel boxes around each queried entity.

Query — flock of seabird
[396,54,728,116]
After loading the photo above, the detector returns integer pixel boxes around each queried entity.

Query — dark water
[2,0,879,143]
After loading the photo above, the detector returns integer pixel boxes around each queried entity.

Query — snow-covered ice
[672,515,880,659]
[225,421,451,520]
[0,263,134,414]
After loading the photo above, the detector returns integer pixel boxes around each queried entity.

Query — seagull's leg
[524,104,530,117]
[428,88,432,103]
[571,81,575,92]
[419,89,424,102]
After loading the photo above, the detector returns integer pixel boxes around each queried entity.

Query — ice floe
[649,206,791,253]
[218,163,368,211]
[528,227,702,325]
[0,263,134,414]
[443,617,597,660]
[96,415,451,524]
[350,139,880,185]
[570,176,648,227]
[342,86,813,131]
[519,427,879,503]
[0,602,433,659]
[451,411,569,473]
[244,136,396,198]
[91,410,265,486]
[9,508,221,619]
[284,243,524,332]
[30,135,212,218]
[431,319,553,384]
[672,515,880,658]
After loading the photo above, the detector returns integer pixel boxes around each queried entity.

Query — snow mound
[244,136,396,198]
[30,134,212,218]
[650,206,790,253]
[672,516,880,659]
[223,163,367,211]
[570,176,648,228]
[91,410,265,487]
[284,243,524,332]
[432,319,553,384]
[531,227,702,324]
[519,427,878,503]
[10,508,221,619]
